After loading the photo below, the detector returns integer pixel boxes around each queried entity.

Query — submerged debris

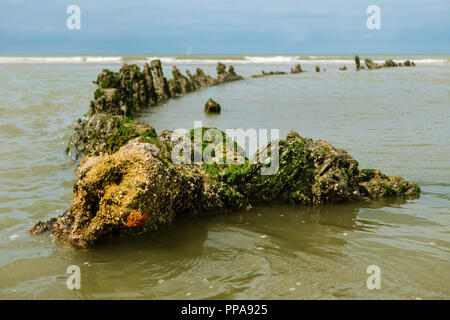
[33,60,422,248]
[365,58,380,70]
[204,98,221,114]
[355,56,362,71]
[33,129,420,247]
[68,60,243,158]
[290,64,303,74]
[354,55,416,71]
[252,70,287,78]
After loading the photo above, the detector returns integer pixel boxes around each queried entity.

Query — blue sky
[1,0,449,54]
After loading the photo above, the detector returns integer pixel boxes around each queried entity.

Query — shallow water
[0,56,449,299]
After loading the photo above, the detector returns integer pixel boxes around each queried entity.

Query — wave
[129,56,447,66]
[84,56,123,63]
[147,55,353,65]
[371,58,448,65]
[0,55,447,66]
[401,58,447,64]
[146,56,241,65]
[244,56,301,64]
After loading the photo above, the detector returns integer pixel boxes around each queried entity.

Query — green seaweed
[360,168,377,179]
[257,138,315,204]
[97,69,119,88]
[223,162,254,185]
[202,163,221,180]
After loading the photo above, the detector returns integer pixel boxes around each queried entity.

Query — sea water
[0,55,449,299]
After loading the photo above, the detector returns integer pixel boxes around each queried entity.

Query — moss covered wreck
[33,127,420,247]
[68,60,244,159]
[31,61,421,247]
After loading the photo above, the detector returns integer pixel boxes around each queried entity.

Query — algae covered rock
[91,64,156,117]
[39,128,420,247]
[88,60,242,118]
[67,115,159,158]
[291,64,303,73]
[403,60,416,67]
[355,55,361,71]
[32,136,249,247]
[382,59,414,68]
[33,139,189,247]
[357,169,420,199]
[364,58,380,70]
[216,63,244,82]
[89,88,121,115]
[251,132,419,203]
[68,61,243,159]
[384,59,399,67]
[168,66,194,97]
[142,63,158,106]
[355,56,415,71]
[252,70,287,78]
[150,59,170,102]
[238,131,361,204]
[187,68,218,88]
[204,98,221,114]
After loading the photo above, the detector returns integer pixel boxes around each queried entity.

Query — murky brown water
[0,56,449,299]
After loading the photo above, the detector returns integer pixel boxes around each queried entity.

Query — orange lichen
[80,157,89,166]
[126,210,148,228]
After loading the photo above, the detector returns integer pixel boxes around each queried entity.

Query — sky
[0,0,449,54]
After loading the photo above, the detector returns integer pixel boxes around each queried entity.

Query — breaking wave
[0,55,447,66]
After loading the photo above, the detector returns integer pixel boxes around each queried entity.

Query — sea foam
[0,56,447,65]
